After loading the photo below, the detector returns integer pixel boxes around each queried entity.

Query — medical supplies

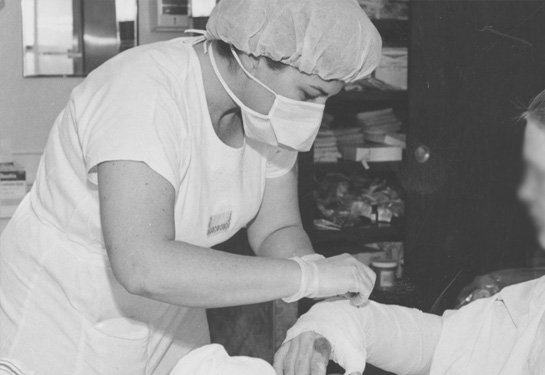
[315,173,404,228]
[0,140,27,218]
[0,163,26,218]
[371,259,398,289]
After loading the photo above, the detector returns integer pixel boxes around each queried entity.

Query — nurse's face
[519,119,545,248]
[240,56,345,115]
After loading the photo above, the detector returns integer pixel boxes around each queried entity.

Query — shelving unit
[298,12,410,256]
[297,15,414,374]
[300,159,406,252]
[303,160,406,252]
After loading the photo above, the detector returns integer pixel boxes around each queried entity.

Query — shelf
[371,19,410,46]
[370,276,426,309]
[312,220,404,247]
[315,160,402,177]
[372,18,409,28]
[328,89,407,104]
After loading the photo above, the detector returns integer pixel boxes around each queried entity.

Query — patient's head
[518,89,545,248]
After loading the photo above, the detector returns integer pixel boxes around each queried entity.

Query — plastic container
[372,259,398,290]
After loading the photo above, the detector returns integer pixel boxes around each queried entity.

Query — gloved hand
[282,253,376,306]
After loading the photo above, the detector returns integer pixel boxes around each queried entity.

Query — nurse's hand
[273,332,330,375]
[282,254,375,305]
[313,254,376,304]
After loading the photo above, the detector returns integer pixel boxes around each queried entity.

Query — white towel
[0,359,35,375]
[169,344,276,375]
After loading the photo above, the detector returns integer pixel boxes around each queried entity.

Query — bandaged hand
[273,332,360,375]
[282,253,376,305]
[273,332,329,375]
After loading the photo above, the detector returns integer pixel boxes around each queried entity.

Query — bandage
[284,299,442,375]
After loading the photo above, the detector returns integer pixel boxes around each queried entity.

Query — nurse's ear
[237,52,263,74]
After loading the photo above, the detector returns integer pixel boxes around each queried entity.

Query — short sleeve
[74,51,186,190]
[265,147,298,178]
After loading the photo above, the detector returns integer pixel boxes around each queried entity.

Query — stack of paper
[314,128,341,163]
[333,127,365,147]
[338,108,405,166]
[374,47,408,90]
[357,108,404,139]
[358,0,409,20]
[365,132,406,147]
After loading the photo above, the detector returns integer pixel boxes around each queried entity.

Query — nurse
[0,0,381,374]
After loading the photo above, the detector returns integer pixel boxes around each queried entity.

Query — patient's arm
[275,299,442,375]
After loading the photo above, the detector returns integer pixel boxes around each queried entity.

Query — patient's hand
[273,332,331,375]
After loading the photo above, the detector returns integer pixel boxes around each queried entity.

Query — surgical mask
[208,44,325,151]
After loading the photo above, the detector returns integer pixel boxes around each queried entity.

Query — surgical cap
[206,0,382,83]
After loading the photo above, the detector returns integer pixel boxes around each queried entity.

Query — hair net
[205,0,382,83]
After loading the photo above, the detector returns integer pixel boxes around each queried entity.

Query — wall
[0,0,84,182]
[0,0,186,233]
[0,0,186,181]
[139,0,186,45]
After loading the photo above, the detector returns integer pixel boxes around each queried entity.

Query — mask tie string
[185,29,209,53]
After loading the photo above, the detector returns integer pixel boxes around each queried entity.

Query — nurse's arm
[97,160,301,308]
[246,164,315,259]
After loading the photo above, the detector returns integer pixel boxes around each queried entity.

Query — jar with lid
[371,259,398,290]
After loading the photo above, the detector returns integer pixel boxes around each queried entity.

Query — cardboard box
[364,133,407,148]
[0,162,27,218]
[340,144,403,163]
[374,47,408,90]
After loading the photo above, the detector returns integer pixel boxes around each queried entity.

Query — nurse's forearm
[254,224,315,259]
[116,238,302,308]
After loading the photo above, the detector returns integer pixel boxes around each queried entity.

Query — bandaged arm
[284,299,442,375]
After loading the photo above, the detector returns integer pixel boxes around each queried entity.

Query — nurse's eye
[302,91,318,101]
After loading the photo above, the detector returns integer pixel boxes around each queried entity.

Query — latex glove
[273,332,360,375]
[282,253,376,306]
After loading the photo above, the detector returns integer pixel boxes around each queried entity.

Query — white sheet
[169,344,276,375]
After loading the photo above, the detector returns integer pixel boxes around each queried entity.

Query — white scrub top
[431,276,545,374]
[0,37,297,375]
